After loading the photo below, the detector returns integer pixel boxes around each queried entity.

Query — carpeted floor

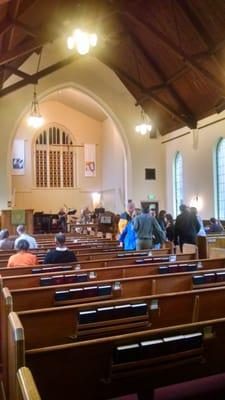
[111,372,225,400]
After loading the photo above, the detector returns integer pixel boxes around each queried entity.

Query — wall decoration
[11,209,25,225]
[12,139,25,175]
[84,144,96,177]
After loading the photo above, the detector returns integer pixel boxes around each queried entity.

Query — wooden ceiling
[1,0,225,134]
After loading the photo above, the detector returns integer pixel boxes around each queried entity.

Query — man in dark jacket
[174,204,200,252]
[44,233,77,264]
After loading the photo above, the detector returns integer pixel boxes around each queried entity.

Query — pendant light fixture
[135,107,152,135]
[27,50,44,129]
[67,29,98,55]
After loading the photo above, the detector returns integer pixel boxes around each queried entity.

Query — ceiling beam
[177,0,225,79]
[0,17,13,38]
[123,11,225,96]
[0,53,81,97]
[14,20,38,38]
[0,0,11,4]
[99,55,192,126]
[0,38,44,67]
[128,31,196,127]
[5,64,37,82]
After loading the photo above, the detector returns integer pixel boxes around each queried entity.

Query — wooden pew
[3,280,225,349]
[17,367,41,400]
[0,248,171,266]
[2,257,225,291]
[8,311,225,400]
[198,234,225,259]
[0,251,196,274]
[0,259,221,286]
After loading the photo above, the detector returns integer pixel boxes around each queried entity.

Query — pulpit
[0,209,34,234]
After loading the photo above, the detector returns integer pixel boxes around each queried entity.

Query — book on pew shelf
[159,266,169,274]
[131,303,148,317]
[140,339,164,358]
[135,259,145,264]
[75,274,88,282]
[32,268,42,274]
[161,257,170,262]
[169,255,176,262]
[97,285,112,296]
[113,344,140,364]
[69,288,84,299]
[97,306,114,321]
[163,335,185,354]
[64,274,76,284]
[83,286,98,297]
[204,273,216,283]
[40,277,52,286]
[187,263,197,272]
[216,271,225,282]
[79,310,97,324]
[55,290,70,301]
[75,264,81,270]
[61,265,73,271]
[114,304,132,318]
[117,254,126,258]
[183,332,203,351]
[192,275,205,285]
[168,265,180,273]
[52,275,64,285]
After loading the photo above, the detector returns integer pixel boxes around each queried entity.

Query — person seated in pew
[7,239,38,267]
[43,233,77,264]
[14,225,38,250]
[0,229,14,250]
[206,217,225,233]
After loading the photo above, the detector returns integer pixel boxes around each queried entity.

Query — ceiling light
[135,108,152,136]
[27,87,44,129]
[67,29,98,55]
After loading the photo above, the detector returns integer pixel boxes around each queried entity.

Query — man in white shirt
[14,225,38,249]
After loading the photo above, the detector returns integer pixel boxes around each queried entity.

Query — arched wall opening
[11,85,129,214]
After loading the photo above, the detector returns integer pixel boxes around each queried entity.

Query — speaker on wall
[145,168,156,180]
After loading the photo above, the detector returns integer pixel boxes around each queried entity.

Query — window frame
[216,137,225,219]
[174,151,184,216]
[33,124,77,189]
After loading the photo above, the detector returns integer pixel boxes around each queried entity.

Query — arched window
[216,138,225,219]
[174,152,184,216]
[35,125,75,188]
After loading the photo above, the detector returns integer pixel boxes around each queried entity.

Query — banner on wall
[84,144,96,177]
[12,139,25,175]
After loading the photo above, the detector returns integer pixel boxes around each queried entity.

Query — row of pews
[2,234,225,399]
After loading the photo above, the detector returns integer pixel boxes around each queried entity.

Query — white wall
[0,46,165,213]
[12,100,103,213]
[101,117,125,212]
[164,113,225,219]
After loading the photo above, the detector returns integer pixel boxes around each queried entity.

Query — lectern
[1,209,33,234]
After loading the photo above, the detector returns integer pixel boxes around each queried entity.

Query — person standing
[174,205,200,251]
[58,207,67,233]
[133,204,166,250]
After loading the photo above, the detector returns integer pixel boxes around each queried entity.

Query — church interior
[1,0,225,399]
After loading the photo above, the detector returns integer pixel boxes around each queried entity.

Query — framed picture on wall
[12,139,25,175]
